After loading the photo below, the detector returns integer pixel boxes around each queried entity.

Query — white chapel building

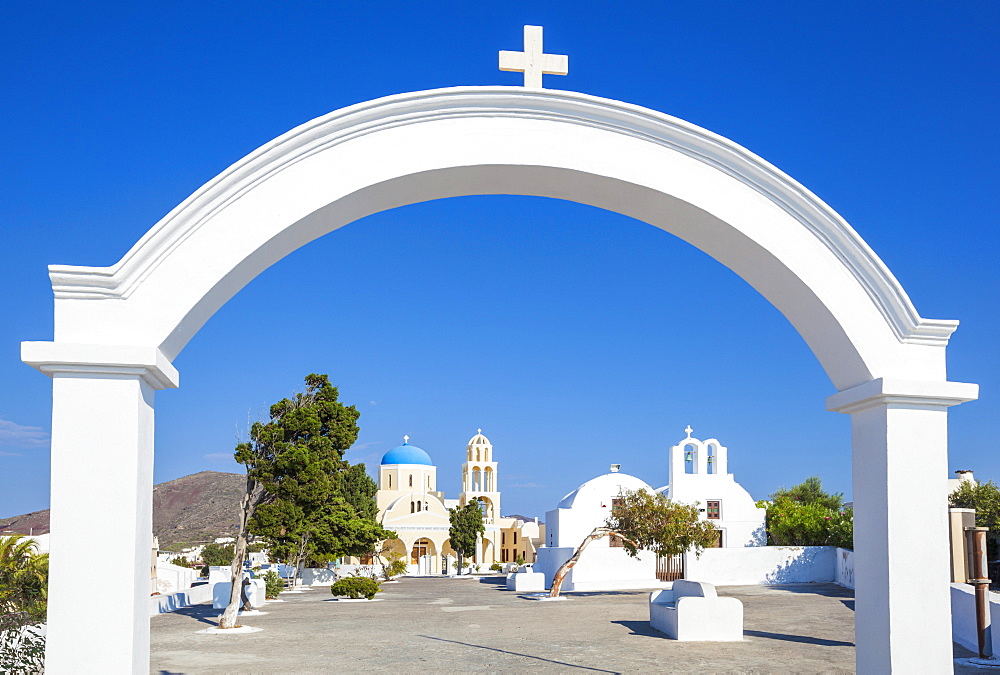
[363,430,545,574]
[535,427,765,591]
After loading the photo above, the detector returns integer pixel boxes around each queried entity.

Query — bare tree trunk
[219,479,263,628]
[548,528,638,598]
[288,532,310,588]
[457,551,464,575]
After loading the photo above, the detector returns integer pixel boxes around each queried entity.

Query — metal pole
[965,526,992,659]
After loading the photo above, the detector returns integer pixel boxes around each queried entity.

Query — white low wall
[149,583,212,616]
[684,546,837,586]
[154,561,198,595]
[535,546,665,592]
[301,567,338,586]
[950,583,1000,655]
[834,548,854,589]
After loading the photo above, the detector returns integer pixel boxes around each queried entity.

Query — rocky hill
[0,470,247,550]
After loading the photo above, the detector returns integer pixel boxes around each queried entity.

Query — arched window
[706,444,717,474]
[684,444,697,474]
[476,448,481,461]
[417,501,422,512]
[388,474,392,488]
[427,476,431,488]
[409,474,413,487]
[410,502,415,513]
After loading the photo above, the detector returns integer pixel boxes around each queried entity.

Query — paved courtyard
[151,577,861,673]
[151,577,987,673]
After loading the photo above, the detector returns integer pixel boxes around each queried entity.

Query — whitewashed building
[534,427,765,591]
[659,427,767,548]
[535,468,666,591]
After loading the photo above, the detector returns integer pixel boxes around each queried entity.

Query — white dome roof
[557,472,653,509]
[468,428,491,446]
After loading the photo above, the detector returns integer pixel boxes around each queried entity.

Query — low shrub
[0,613,45,673]
[263,569,284,599]
[386,558,408,578]
[331,576,381,600]
[489,562,503,572]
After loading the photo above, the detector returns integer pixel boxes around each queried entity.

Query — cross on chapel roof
[684,425,693,438]
[403,434,409,444]
[499,25,568,89]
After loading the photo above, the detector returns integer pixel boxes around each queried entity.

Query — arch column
[21,342,178,673]
[828,378,977,673]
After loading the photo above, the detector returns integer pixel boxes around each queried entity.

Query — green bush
[331,576,381,600]
[760,496,853,548]
[263,569,284,599]
[200,543,235,567]
[489,562,503,572]
[386,558,408,578]
[0,613,45,673]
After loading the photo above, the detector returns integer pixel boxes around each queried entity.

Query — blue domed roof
[380,442,433,466]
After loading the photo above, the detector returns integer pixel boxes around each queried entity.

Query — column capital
[826,377,977,414]
[21,341,179,389]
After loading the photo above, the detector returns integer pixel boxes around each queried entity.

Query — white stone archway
[22,87,977,672]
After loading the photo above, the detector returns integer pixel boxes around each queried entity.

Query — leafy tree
[759,476,853,548]
[549,489,719,597]
[448,500,485,573]
[770,476,844,511]
[949,479,1000,560]
[341,463,379,522]
[220,373,382,629]
[200,543,235,567]
[0,535,48,622]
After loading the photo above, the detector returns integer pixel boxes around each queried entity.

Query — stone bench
[649,580,743,641]
[212,577,266,610]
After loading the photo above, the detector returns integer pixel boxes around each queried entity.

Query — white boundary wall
[835,548,855,589]
[684,546,837,586]
[149,583,212,616]
[535,546,667,592]
[950,583,1000,655]
[300,567,338,586]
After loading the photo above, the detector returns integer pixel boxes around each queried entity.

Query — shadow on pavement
[160,604,218,626]
[420,635,620,672]
[841,599,855,611]
[610,620,664,638]
[477,576,506,586]
[744,629,854,647]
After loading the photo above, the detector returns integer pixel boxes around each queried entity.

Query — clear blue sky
[1,2,997,521]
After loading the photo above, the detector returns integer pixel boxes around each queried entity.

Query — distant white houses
[534,427,766,591]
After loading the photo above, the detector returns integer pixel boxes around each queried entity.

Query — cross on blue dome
[380,436,433,466]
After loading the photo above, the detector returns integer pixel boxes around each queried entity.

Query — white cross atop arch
[499,25,568,89]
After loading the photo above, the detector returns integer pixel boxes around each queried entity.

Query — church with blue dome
[357,431,545,574]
